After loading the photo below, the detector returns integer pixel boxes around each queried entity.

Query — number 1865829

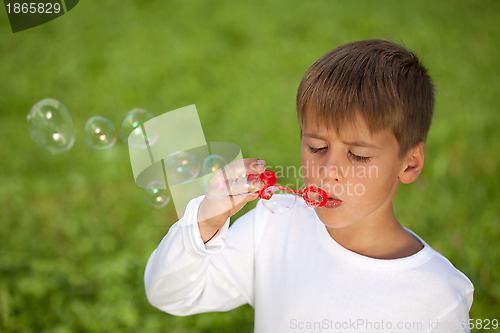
[6,2,62,14]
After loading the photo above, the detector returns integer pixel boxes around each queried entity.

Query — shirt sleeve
[144,195,257,316]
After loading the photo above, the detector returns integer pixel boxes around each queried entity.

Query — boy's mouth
[324,196,342,209]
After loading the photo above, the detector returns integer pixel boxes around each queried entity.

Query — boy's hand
[197,158,266,243]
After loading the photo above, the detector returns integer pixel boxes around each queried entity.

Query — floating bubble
[119,107,155,148]
[201,154,228,191]
[84,116,117,150]
[261,186,297,214]
[145,181,170,208]
[164,151,200,185]
[27,98,76,154]
[201,154,228,175]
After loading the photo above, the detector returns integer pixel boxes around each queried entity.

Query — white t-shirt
[145,195,474,332]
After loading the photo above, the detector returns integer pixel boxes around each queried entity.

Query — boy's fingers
[202,177,262,221]
[227,192,260,214]
[228,176,264,195]
[204,158,266,214]
[248,158,266,174]
[218,158,266,180]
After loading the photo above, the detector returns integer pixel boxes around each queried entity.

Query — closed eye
[348,150,371,163]
[308,146,328,154]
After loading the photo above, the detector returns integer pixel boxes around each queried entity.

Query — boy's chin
[314,208,351,229]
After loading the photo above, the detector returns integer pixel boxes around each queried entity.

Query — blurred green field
[1,0,499,332]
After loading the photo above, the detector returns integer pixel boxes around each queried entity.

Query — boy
[144,39,473,332]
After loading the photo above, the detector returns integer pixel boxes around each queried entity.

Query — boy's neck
[325,213,424,260]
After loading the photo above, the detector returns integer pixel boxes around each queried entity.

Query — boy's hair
[297,39,434,158]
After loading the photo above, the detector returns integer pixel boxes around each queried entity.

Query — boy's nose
[326,165,343,182]
[322,155,344,182]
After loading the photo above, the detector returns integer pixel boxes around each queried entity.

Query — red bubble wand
[247,170,328,207]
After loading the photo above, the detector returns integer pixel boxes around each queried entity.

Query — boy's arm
[144,195,256,315]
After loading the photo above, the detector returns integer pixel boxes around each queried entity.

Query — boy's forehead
[301,111,370,136]
[301,112,396,148]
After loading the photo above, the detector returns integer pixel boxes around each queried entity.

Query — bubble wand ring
[248,170,328,207]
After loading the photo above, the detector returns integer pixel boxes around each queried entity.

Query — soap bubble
[201,155,227,192]
[164,151,200,185]
[27,98,76,154]
[84,116,117,150]
[119,107,155,148]
[261,187,297,214]
[145,181,170,208]
[201,154,227,174]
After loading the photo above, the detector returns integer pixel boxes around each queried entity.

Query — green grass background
[1,0,499,331]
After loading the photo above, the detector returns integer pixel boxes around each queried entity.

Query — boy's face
[300,114,411,229]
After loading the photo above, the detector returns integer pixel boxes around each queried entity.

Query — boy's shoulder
[406,238,475,318]
[408,230,472,281]
[413,236,474,295]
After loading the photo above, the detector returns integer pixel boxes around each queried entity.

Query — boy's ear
[399,142,425,184]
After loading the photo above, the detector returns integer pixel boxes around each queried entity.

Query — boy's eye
[308,146,327,154]
[347,150,371,163]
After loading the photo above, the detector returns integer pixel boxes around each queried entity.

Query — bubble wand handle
[247,170,277,198]
[275,186,302,195]
[248,170,328,207]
